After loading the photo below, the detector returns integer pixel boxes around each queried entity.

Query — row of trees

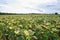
[0,12,58,15]
[0,12,17,15]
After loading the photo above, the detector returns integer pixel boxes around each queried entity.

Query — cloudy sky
[0,0,60,13]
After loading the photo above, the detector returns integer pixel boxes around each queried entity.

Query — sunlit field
[0,14,60,40]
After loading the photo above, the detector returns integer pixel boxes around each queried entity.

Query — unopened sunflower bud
[24,30,29,36]
[18,25,23,28]
[14,30,20,34]
[9,27,13,29]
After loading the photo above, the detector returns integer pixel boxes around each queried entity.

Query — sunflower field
[0,14,60,40]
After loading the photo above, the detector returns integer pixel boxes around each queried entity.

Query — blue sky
[0,0,60,13]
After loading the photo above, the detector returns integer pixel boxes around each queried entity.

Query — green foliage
[0,14,60,40]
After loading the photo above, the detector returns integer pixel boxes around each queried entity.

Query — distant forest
[0,12,17,15]
[0,12,58,15]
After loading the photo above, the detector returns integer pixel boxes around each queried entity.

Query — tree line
[0,12,17,15]
[0,12,58,15]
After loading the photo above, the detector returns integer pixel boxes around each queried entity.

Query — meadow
[0,14,60,40]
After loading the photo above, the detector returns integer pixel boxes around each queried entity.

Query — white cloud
[0,0,58,13]
[0,4,44,13]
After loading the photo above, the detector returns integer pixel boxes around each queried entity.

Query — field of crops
[0,14,60,40]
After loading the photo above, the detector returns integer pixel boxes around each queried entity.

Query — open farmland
[0,14,60,40]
